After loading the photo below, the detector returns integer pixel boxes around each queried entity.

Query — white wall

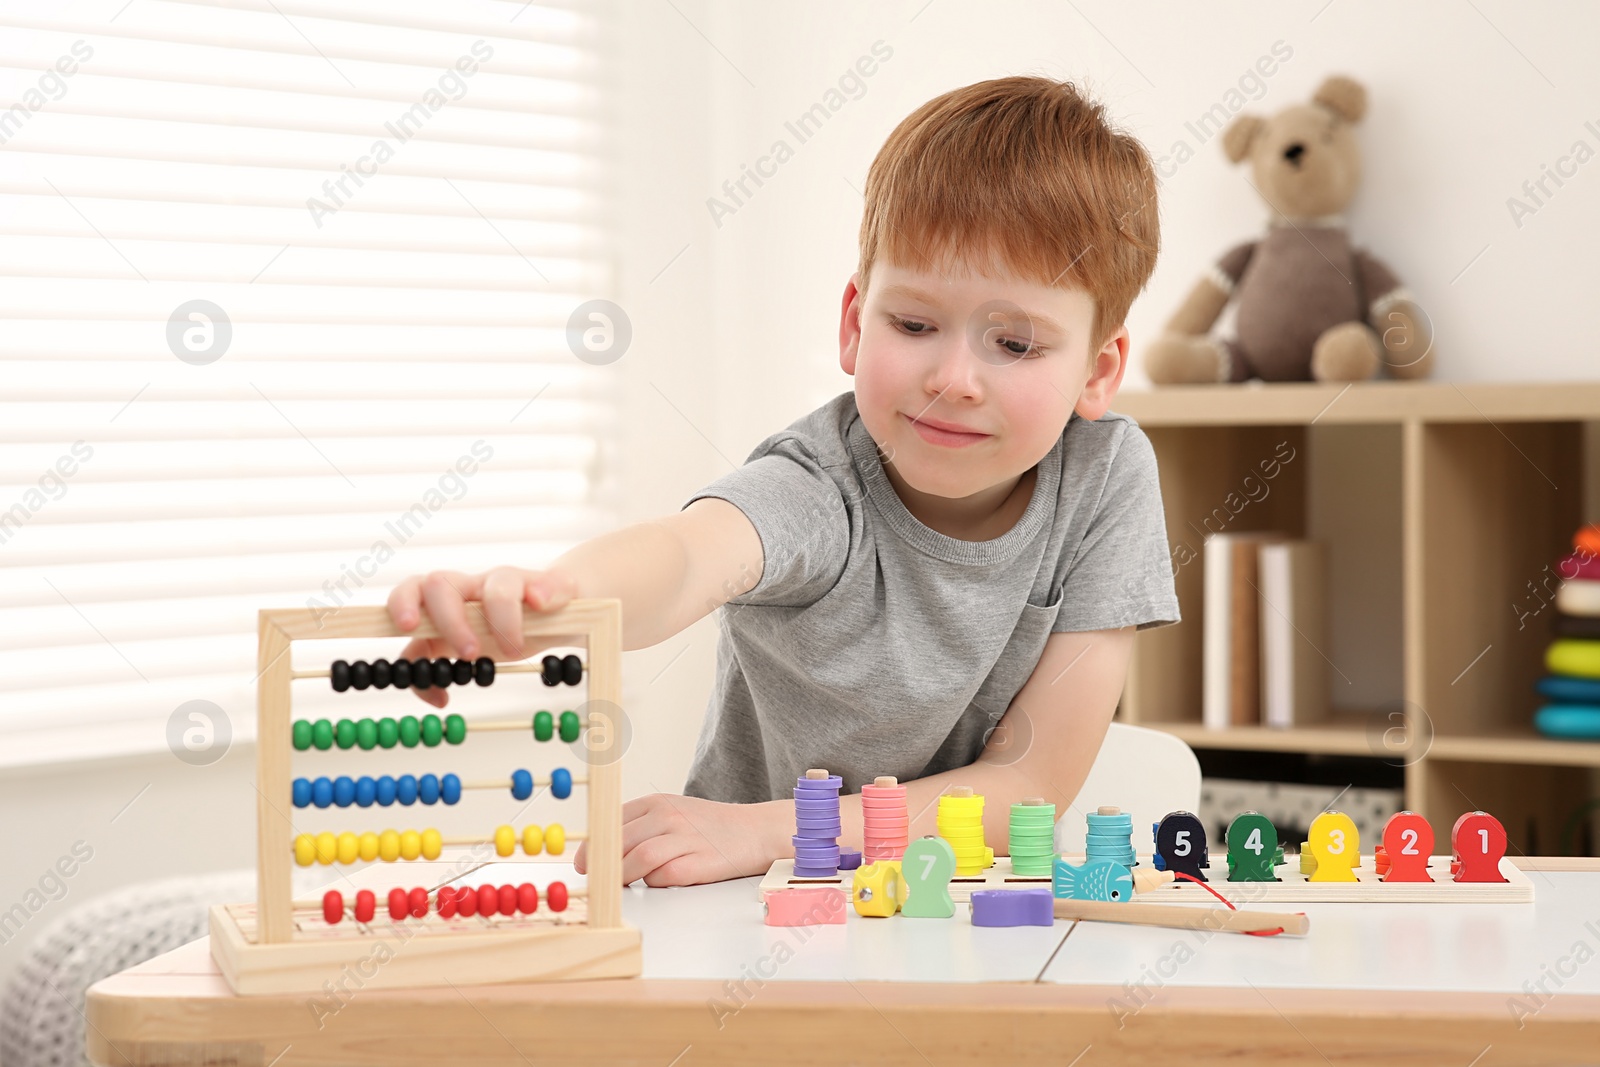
[6,0,1599,993]
[694,0,1600,435]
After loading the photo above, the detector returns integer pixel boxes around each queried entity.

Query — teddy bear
[1144,75,1435,384]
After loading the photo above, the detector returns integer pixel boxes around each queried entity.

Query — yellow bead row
[496,823,566,857]
[293,828,444,867]
[291,823,569,865]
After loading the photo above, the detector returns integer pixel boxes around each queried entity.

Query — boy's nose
[927,338,985,398]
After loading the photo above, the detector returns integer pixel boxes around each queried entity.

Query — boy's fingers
[620,810,670,855]
[387,576,424,629]
[642,856,702,888]
[531,569,575,611]
[571,840,587,875]
[419,571,482,659]
[622,836,695,886]
[480,567,531,659]
[620,794,663,823]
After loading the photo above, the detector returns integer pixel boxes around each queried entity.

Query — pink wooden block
[763,887,848,926]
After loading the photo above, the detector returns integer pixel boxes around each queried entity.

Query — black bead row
[331,657,494,693]
[541,654,583,687]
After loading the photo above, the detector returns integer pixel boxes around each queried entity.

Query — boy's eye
[888,315,931,335]
[995,337,1040,358]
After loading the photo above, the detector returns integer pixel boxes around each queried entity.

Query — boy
[387,76,1179,887]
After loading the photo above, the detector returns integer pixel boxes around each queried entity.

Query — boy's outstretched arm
[385,496,765,707]
[573,625,1136,886]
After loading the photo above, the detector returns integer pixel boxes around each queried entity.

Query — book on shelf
[1257,540,1330,729]
[1203,533,1332,730]
[1202,531,1287,730]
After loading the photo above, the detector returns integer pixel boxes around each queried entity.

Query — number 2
[1400,828,1419,855]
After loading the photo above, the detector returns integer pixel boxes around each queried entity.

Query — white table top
[1042,869,1600,995]
[461,861,1600,994]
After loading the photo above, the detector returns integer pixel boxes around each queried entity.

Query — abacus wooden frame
[208,600,640,994]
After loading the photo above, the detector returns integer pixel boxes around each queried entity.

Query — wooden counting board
[209,600,641,995]
[760,853,1534,904]
[1140,854,1534,904]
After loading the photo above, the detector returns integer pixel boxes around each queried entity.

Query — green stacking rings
[1009,801,1057,876]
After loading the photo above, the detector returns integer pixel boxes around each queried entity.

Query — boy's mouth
[904,412,990,447]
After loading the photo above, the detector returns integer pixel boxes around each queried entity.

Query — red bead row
[319,881,569,924]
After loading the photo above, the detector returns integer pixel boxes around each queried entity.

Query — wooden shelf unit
[1112,381,1600,856]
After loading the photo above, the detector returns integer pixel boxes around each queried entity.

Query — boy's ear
[1075,326,1129,422]
[839,272,864,376]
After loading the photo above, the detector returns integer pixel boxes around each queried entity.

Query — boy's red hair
[858,76,1160,351]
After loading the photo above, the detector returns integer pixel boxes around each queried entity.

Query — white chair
[1053,721,1201,861]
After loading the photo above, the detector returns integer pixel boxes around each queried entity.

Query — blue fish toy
[1052,857,1133,902]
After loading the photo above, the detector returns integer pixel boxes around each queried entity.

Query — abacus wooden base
[209,902,641,995]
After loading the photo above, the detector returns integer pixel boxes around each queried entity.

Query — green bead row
[292,714,466,752]
[532,710,582,744]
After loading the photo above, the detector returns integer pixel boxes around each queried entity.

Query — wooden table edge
[84,857,1600,1066]
[87,977,1600,1066]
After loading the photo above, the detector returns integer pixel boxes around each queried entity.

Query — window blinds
[0,0,618,766]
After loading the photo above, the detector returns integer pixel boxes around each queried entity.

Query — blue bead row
[291,769,573,808]
[292,773,461,809]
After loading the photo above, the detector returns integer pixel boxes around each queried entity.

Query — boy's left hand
[572,793,785,887]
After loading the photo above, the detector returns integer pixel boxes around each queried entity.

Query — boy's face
[838,255,1128,502]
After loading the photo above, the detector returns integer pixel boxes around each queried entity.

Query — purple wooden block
[970,888,1054,928]
[838,848,862,870]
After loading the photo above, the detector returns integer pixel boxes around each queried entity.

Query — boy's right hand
[385,567,576,708]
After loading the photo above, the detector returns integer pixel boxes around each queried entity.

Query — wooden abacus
[208,600,641,994]
[760,800,1535,905]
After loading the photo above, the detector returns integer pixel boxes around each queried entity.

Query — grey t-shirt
[679,390,1179,804]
